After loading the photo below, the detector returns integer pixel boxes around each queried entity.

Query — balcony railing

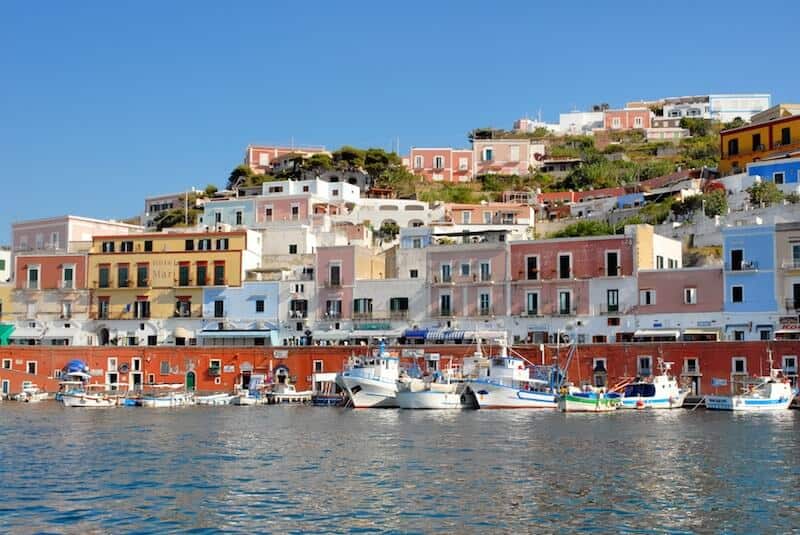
[389,310,409,320]
[289,310,308,319]
[781,260,800,270]
[682,365,700,375]
[478,306,494,317]
[323,279,342,288]
[554,306,578,316]
[436,309,452,318]
[725,261,759,272]
[59,281,75,290]
[352,311,373,320]
[786,298,799,311]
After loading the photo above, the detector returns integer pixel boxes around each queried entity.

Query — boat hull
[619,390,689,410]
[705,395,794,411]
[336,375,398,408]
[467,381,556,409]
[397,390,464,409]
[140,394,192,408]
[558,393,620,412]
[62,393,117,407]
[196,394,235,405]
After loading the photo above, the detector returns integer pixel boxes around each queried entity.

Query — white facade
[513,117,559,134]
[0,249,10,282]
[335,199,444,230]
[558,111,605,135]
[709,94,771,123]
[261,178,361,205]
[652,233,683,269]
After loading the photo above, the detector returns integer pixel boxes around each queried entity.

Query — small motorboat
[558,386,622,412]
[267,382,312,404]
[706,351,797,412]
[139,384,193,408]
[62,383,120,408]
[195,393,236,405]
[14,382,49,403]
[619,360,689,410]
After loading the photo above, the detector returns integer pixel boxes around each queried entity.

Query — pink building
[244,145,329,174]
[603,108,653,130]
[636,268,723,314]
[12,216,143,253]
[472,139,546,176]
[428,243,508,318]
[509,236,635,316]
[314,245,382,322]
[407,148,474,182]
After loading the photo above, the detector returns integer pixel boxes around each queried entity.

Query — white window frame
[433,155,444,169]
[61,264,76,289]
[612,117,621,129]
[290,203,300,220]
[773,171,785,185]
[108,357,118,372]
[478,291,491,315]
[525,255,539,280]
[439,292,452,316]
[458,157,469,171]
[509,145,520,162]
[782,355,797,374]
[479,261,491,281]
[605,249,620,277]
[637,356,652,376]
[557,289,572,315]
[440,263,452,283]
[684,287,697,305]
[313,360,324,373]
[61,301,72,319]
[634,116,643,128]
[413,155,424,169]
[26,361,37,375]
[264,205,274,221]
[27,264,41,290]
[50,232,60,250]
[2,358,11,369]
[731,357,747,375]
[482,147,493,161]
[639,289,656,306]
[483,211,492,224]
[462,211,471,224]
[525,291,539,315]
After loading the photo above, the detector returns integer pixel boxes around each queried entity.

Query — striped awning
[403,328,428,339]
[426,329,466,342]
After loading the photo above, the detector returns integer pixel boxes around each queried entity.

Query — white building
[661,94,771,124]
[558,111,605,135]
[0,248,10,283]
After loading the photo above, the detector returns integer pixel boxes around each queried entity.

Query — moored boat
[267,382,312,404]
[139,384,193,408]
[62,383,120,408]
[14,381,49,403]
[336,341,400,408]
[195,393,236,405]
[558,387,622,412]
[619,360,689,410]
[396,375,466,410]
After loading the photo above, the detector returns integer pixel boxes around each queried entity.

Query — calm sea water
[0,404,798,534]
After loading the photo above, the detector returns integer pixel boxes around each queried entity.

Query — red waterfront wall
[0,341,797,396]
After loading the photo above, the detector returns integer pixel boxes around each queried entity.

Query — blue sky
[1,0,799,243]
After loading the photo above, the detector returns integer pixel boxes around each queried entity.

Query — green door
[186,371,196,391]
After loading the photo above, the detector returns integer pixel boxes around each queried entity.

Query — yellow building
[0,283,13,322]
[720,112,800,174]
[87,230,258,321]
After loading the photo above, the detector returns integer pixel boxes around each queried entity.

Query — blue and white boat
[464,340,557,409]
[619,361,689,410]
[705,369,796,412]
[336,341,400,408]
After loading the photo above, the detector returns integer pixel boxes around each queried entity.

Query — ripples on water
[0,405,798,534]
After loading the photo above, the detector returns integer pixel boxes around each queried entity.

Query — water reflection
[0,404,798,532]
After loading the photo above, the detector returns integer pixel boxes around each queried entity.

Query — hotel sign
[150,258,176,288]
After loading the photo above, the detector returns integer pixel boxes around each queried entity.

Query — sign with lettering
[150,258,176,288]
[223,365,235,373]
[274,350,288,359]
[779,316,799,330]
[711,378,727,387]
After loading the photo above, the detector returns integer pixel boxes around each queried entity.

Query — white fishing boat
[267,382,312,404]
[706,370,796,412]
[464,339,557,409]
[195,393,236,405]
[396,375,466,409]
[619,360,690,410]
[336,341,400,408]
[14,381,49,403]
[62,383,120,408]
[139,384,193,408]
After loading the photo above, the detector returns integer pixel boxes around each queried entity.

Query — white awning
[350,329,403,338]
[198,330,272,338]
[9,327,44,339]
[682,328,721,337]
[42,328,77,339]
[313,331,351,340]
[633,329,680,339]
[174,327,194,339]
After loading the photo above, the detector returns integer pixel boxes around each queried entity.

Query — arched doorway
[98,328,110,346]
[185,371,196,391]
[275,365,290,384]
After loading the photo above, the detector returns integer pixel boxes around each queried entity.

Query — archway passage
[186,371,196,391]
[99,328,110,346]
[275,365,290,384]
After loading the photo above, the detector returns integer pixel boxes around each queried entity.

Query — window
[482,147,493,161]
[781,127,791,146]
[439,294,451,316]
[329,264,341,286]
[255,299,265,313]
[639,289,655,306]
[612,117,621,129]
[733,330,745,341]
[730,249,743,271]
[760,330,772,341]
[98,266,110,288]
[235,211,243,225]
[137,264,148,287]
[607,317,620,326]
[684,287,697,305]
[440,264,451,283]
[101,241,115,253]
[2,359,10,369]
[160,361,170,375]
[215,238,229,250]
[198,238,212,251]
[0,259,4,271]
[413,155,423,169]
[97,298,110,319]
[751,133,764,152]
[783,355,797,374]
[175,299,191,318]
[214,300,224,318]
[185,239,194,251]
[117,265,129,288]
[462,211,471,224]
[638,356,652,376]
[606,251,619,277]
[731,285,743,303]
[196,264,207,285]
[727,138,739,156]
[458,157,468,171]
[325,300,342,318]
[558,254,571,279]
[774,172,785,185]
[61,301,72,319]
[509,145,520,161]
[732,357,746,374]
[606,289,619,313]
[214,212,222,223]
[353,298,372,317]
[289,244,297,254]
[313,360,324,373]
[291,205,300,220]
[264,207,273,221]
[409,269,418,279]
[460,263,470,277]
[483,211,492,224]
[526,256,538,280]
[656,255,664,269]
[668,258,677,269]
[213,264,225,285]
[294,283,304,293]
[120,241,134,252]
[144,240,153,252]
[433,156,444,169]
[685,358,698,374]
[633,116,643,128]
[178,264,190,286]
[411,238,422,249]
[133,300,150,319]
[389,297,409,316]
[479,292,491,315]
[480,261,491,281]
[59,266,75,292]
[27,361,37,375]
[50,232,60,250]
[526,292,539,315]
[27,265,40,289]
[593,358,607,387]
[558,291,572,315]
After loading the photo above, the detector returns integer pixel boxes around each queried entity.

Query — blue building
[200,198,256,228]
[747,157,800,187]
[722,224,777,314]
[616,193,645,210]
[201,281,280,345]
